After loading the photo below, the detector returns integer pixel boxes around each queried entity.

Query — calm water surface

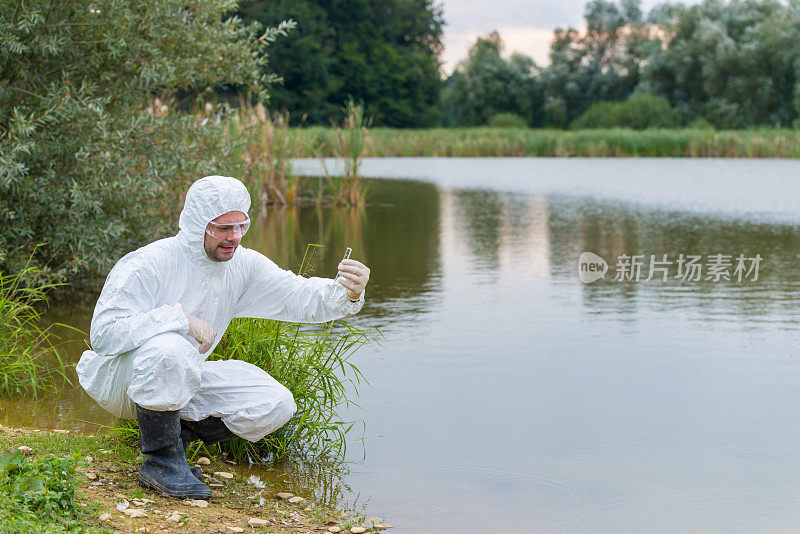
[9,157,800,533]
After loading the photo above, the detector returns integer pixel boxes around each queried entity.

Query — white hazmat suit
[77,176,364,442]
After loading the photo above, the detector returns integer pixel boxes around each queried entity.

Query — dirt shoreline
[0,425,388,534]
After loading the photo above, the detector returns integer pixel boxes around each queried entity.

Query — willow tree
[0,0,291,281]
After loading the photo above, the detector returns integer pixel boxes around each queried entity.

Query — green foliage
[285,126,800,157]
[0,260,67,397]
[571,92,681,129]
[0,453,100,533]
[329,100,370,206]
[206,316,371,461]
[442,0,800,130]
[687,116,715,130]
[488,113,528,128]
[441,32,541,127]
[641,0,800,128]
[237,0,444,127]
[0,0,290,280]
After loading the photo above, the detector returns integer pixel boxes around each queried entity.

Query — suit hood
[177,175,251,262]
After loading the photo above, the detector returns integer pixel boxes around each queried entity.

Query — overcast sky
[439,0,678,73]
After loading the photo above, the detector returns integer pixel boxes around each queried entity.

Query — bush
[687,116,715,130]
[0,1,292,281]
[488,113,528,128]
[571,92,681,129]
[0,261,66,398]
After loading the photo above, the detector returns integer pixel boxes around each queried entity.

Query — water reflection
[11,159,800,532]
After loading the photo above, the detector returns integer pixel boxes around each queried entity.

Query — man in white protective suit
[76,175,369,500]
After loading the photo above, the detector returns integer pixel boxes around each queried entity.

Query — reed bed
[283,127,800,158]
[0,262,68,398]
[222,101,369,207]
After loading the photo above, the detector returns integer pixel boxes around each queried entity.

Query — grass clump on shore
[207,317,371,462]
[112,315,371,463]
[0,264,67,398]
[284,127,800,158]
[0,451,103,533]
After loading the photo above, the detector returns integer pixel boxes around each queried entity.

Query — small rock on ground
[98,513,111,522]
[166,512,182,522]
[276,492,294,499]
[214,471,234,479]
[288,496,305,504]
[375,524,394,530]
[196,457,211,465]
[226,527,244,533]
[123,508,147,518]
[248,517,269,527]
[327,527,342,533]
[185,499,208,508]
[350,528,367,534]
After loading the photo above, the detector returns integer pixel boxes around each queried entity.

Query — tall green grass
[283,127,800,158]
[0,263,68,398]
[221,101,370,207]
[206,317,371,462]
[326,100,370,206]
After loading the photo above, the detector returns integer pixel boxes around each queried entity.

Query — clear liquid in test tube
[329,247,352,298]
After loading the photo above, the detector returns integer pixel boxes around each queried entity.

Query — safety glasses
[205,217,251,239]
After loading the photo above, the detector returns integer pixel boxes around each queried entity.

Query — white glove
[186,314,215,353]
[337,259,370,301]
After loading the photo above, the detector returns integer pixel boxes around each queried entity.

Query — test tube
[329,247,353,298]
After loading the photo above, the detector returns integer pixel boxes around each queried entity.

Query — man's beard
[204,240,238,262]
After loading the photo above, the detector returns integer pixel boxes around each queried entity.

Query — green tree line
[443,0,800,129]
[236,0,444,127]
[241,0,800,129]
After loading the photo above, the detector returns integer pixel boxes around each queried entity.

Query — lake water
[9,157,800,533]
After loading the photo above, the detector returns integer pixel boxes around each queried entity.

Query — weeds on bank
[0,261,69,398]
[226,102,301,208]
[208,316,371,462]
[0,452,105,533]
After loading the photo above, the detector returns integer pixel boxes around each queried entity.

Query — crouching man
[76,175,369,499]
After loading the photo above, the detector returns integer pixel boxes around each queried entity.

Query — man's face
[204,211,248,262]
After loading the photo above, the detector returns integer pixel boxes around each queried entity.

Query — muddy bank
[0,425,391,533]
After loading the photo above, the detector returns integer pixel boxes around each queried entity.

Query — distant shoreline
[285,127,800,158]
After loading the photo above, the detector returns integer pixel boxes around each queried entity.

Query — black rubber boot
[179,422,204,481]
[136,405,212,500]
[182,416,236,446]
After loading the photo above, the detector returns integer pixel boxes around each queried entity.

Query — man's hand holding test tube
[332,248,370,301]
